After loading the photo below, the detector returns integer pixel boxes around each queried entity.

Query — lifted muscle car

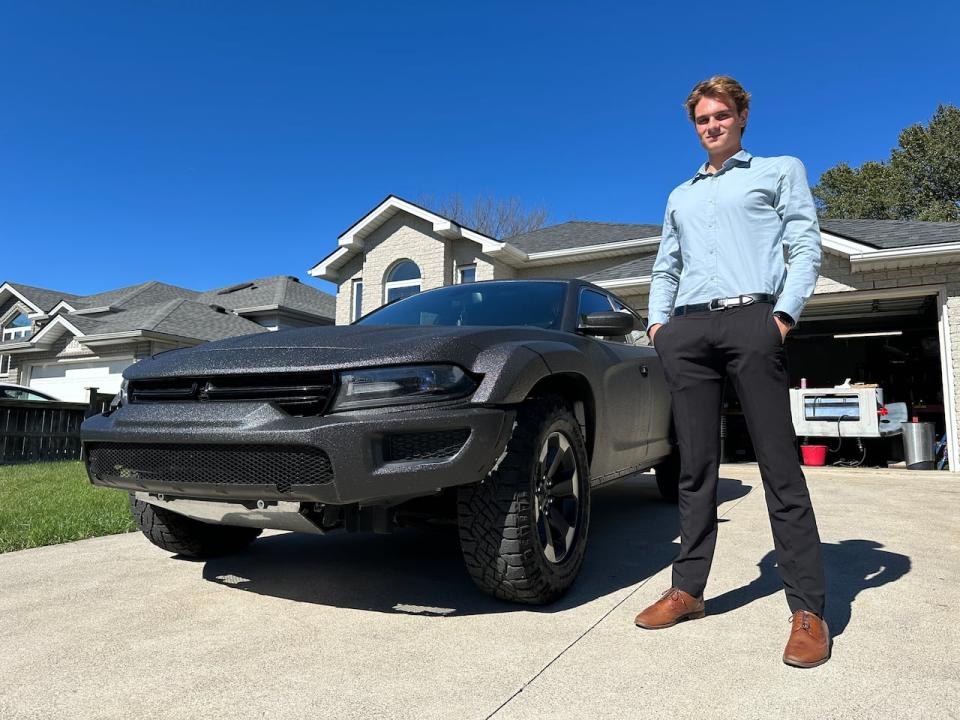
[82,279,678,604]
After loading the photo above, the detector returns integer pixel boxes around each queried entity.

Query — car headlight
[331,365,476,411]
[110,379,129,410]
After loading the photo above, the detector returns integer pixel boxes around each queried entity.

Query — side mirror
[578,311,636,336]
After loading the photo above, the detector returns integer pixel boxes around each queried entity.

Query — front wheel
[457,397,591,605]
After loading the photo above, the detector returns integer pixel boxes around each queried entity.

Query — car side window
[578,289,614,320]
[578,289,629,344]
[610,298,649,347]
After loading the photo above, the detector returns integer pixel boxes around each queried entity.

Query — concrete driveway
[1,465,958,720]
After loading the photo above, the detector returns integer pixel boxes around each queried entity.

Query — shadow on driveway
[705,539,912,637]
[199,474,752,616]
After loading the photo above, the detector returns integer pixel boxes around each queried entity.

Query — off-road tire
[129,494,261,558]
[457,396,590,605]
[655,448,681,503]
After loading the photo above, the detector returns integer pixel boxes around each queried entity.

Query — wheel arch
[525,373,596,465]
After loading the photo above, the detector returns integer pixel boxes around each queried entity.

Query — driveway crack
[485,483,756,719]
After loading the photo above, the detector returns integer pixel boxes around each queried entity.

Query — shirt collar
[691,149,753,182]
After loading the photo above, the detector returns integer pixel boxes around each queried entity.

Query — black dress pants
[654,302,825,616]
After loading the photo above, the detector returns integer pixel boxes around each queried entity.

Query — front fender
[469,344,551,405]
[521,340,598,380]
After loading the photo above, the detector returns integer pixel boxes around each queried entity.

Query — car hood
[124,324,570,379]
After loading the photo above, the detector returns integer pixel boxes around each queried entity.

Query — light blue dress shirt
[647,150,822,327]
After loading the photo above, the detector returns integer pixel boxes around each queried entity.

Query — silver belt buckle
[708,297,726,311]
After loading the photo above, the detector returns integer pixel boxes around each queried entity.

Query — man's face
[693,94,748,155]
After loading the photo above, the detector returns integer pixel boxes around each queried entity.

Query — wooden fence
[0,390,115,465]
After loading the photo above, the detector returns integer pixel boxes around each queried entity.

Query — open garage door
[723,289,955,470]
[26,358,133,403]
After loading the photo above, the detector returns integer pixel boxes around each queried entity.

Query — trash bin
[902,421,936,470]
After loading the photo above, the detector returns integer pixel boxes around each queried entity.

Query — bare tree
[419,193,549,239]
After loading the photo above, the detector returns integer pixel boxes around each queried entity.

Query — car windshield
[1,387,53,401]
[357,281,567,329]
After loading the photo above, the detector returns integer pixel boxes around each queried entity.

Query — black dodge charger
[82,279,678,604]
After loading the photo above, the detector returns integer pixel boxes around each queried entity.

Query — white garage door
[27,359,133,403]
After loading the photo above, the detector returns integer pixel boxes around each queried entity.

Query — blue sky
[2,1,958,296]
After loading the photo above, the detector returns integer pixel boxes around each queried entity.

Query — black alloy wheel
[534,430,581,564]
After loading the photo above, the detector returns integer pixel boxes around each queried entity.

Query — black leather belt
[673,293,777,317]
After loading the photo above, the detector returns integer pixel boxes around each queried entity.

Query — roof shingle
[581,254,658,283]
[819,219,960,250]
[506,221,662,254]
[195,275,335,318]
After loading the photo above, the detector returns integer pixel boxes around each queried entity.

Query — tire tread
[457,397,589,604]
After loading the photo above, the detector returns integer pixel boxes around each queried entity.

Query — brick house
[0,276,334,402]
[309,195,960,467]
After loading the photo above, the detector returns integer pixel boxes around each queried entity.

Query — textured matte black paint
[82,280,673,504]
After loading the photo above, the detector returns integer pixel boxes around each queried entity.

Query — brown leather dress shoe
[634,588,705,629]
[783,610,831,668]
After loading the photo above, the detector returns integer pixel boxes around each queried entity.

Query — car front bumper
[81,400,515,505]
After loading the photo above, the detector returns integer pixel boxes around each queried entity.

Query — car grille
[87,443,334,493]
[128,372,336,417]
[383,429,470,463]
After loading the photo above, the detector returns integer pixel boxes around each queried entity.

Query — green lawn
[0,461,136,553]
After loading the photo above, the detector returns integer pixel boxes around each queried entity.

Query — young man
[634,76,830,668]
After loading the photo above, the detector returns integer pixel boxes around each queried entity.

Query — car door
[610,297,672,464]
[577,288,653,474]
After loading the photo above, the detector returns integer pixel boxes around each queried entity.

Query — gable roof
[4,298,267,350]
[505,221,662,254]
[3,282,81,314]
[309,195,527,281]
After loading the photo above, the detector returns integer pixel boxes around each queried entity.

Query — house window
[384,260,422,304]
[457,265,477,284]
[352,280,364,321]
[1,311,32,376]
[2,312,32,341]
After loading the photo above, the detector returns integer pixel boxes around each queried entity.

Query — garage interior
[722,291,950,469]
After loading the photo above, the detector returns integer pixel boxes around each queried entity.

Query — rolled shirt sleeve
[648,200,682,327]
[773,158,822,322]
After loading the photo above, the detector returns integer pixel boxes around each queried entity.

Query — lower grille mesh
[87,443,334,493]
[383,430,470,462]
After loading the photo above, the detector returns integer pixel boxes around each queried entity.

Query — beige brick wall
[332,216,520,322]
[335,254,365,325]
[477,256,517,281]
[355,214,448,315]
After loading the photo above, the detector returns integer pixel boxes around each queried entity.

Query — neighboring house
[309,194,960,468]
[0,276,334,402]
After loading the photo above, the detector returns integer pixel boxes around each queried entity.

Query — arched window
[384,260,422,303]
